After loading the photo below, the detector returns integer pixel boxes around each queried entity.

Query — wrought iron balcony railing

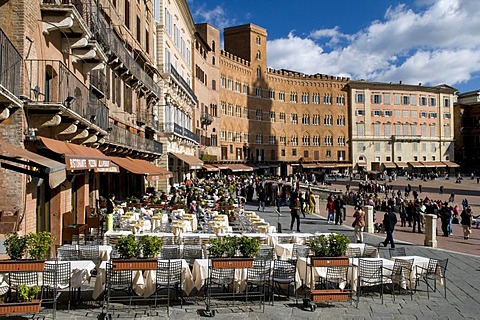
[0,28,22,98]
[25,59,109,131]
[106,123,163,154]
[169,65,197,102]
[160,122,200,144]
[41,0,161,99]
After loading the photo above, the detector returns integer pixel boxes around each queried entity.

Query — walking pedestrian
[326,197,335,224]
[412,200,423,233]
[334,195,345,225]
[440,202,452,237]
[381,207,398,248]
[353,206,365,243]
[257,185,265,212]
[299,191,306,218]
[289,192,301,232]
[460,206,473,239]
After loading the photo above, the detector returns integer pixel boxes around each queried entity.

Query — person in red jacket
[326,199,335,224]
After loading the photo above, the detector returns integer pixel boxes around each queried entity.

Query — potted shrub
[208,236,259,269]
[0,232,53,272]
[4,233,26,260]
[139,235,163,258]
[25,231,55,260]
[0,284,41,315]
[308,233,350,267]
[112,235,159,270]
[305,233,350,306]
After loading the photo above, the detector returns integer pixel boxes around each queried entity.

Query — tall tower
[224,23,267,71]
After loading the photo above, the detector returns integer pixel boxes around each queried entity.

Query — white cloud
[191,4,236,31]
[267,0,480,89]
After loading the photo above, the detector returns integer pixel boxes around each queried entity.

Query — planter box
[0,260,45,272]
[211,258,254,269]
[310,289,349,302]
[111,258,158,270]
[0,300,41,315]
[310,256,349,267]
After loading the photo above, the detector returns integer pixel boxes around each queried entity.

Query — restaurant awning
[395,162,408,168]
[225,163,254,172]
[0,140,66,189]
[318,163,336,169]
[202,164,219,172]
[442,161,459,168]
[170,152,203,170]
[213,163,229,170]
[109,157,172,179]
[335,163,352,168]
[301,163,318,169]
[408,161,425,168]
[421,161,446,168]
[39,137,110,170]
[382,162,397,169]
[255,164,270,169]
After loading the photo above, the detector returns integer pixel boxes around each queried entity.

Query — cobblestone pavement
[4,176,480,319]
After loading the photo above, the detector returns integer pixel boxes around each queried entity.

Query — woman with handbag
[353,206,366,243]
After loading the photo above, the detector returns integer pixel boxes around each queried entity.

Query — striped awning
[382,162,397,169]
[442,161,460,168]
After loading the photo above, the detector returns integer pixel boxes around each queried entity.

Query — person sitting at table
[189,200,198,213]
[140,203,152,220]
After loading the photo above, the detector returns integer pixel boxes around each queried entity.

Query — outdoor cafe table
[350,257,394,291]
[45,260,96,289]
[392,255,432,288]
[192,259,302,293]
[93,259,194,299]
[105,230,133,237]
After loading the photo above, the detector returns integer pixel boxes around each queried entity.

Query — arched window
[211,40,216,52]
[256,66,262,78]
[256,51,261,60]
[256,36,261,45]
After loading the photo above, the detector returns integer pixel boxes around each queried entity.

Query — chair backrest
[291,244,309,260]
[277,236,294,244]
[389,247,406,258]
[106,262,133,287]
[392,258,413,279]
[79,245,100,265]
[436,258,448,277]
[326,266,348,287]
[43,262,71,288]
[156,260,182,284]
[426,258,439,275]
[182,245,203,264]
[183,236,200,245]
[57,247,80,261]
[362,247,378,258]
[10,271,39,287]
[346,247,362,258]
[358,259,383,285]
[272,260,296,281]
[163,236,175,245]
[210,267,235,283]
[256,245,274,261]
[247,260,271,282]
[161,245,181,259]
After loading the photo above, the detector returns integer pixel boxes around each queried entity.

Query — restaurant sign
[65,155,110,170]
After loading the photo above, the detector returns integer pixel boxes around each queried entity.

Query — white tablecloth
[393,255,432,288]
[45,260,96,288]
[105,230,133,237]
[350,257,394,291]
[93,259,194,299]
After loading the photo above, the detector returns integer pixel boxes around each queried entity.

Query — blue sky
[187,0,480,93]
